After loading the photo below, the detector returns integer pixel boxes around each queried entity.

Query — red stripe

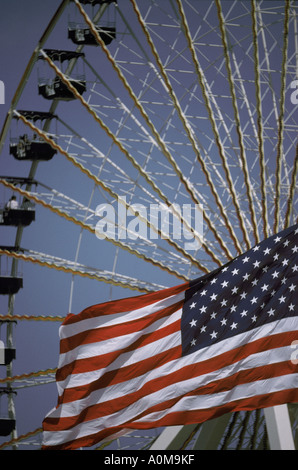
[128,361,296,421]
[56,330,297,404]
[63,282,188,325]
[125,388,298,431]
[43,384,298,450]
[45,360,294,431]
[43,331,297,432]
[58,344,182,405]
[44,363,298,449]
[60,299,184,354]
[57,316,181,382]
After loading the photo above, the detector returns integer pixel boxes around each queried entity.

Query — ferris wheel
[0,0,297,450]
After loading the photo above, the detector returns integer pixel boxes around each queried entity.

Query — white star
[292,265,298,272]
[289,284,296,292]
[274,236,281,243]
[279,295,286,304]
[190,319,197,327]
[292,245,298,253]
[220,299,228,307]
[242,256,250,263]
[221,280,229,288]
[253,260,261,268]
[210,312,217,319]
[222,267,229,272]
[251,279,258,286]
[251,315,257,322]
[289,304,295,312]
[199,305,207,313]
[281,277,287,284]
[272,270,279,279]
[230,322,238,330]
[253,245,260,252]
[250,296,258,305]
[263,248,271,255]
[261,284,269,292]
[210,278,217,284]
[283,240,290,247]
[190,302,196,309]
[191,339,196,346]
[210,293,218,301]
[232,269,239,276]
[240,309,248,317]
[243,273,249,281]
[220,318,227,326]
[200,325,207,333]
[240,292,247,299]
[268,308,275,316]
[200,289,207,296]
[282,258,289,266]
[231,286,239,294]
[210,331,218,339]
[230,305,237,313]
[273,253,279,261]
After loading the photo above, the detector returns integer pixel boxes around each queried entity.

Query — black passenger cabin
[38,49,86,101]
[0,417,16,436]
[0,342,16,366]
[0,247,23,295]
[9,111,57,161]
[68,0,116,46]
[0,320,16,367]
[0,208,35,227]
[0,177,36,227]
[0,389,16,436]
[68,24,116,46]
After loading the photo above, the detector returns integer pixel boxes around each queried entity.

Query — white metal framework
[0,0,297,450]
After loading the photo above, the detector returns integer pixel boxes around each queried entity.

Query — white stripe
[60,291,185,339]
[44,317,298,442]
[49,342,292,420]
[57,330,181,396]
[133,373,298,424]
[58,316,297,387]
[43,373,298,447]
[58,308,182,369]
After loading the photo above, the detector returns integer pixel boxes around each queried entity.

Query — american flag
[42,224,298,450]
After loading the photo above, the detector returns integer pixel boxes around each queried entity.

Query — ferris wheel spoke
[126,0,239,259]
[273,0,291,233]
[0,247,167,293]
[251,0,269,239]
[212,0,256,250]
[73,2,234,261]
[0,182,196,280]
[68,2,231,264]
[14,108,216,272]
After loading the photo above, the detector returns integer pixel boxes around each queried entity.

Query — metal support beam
[264,405,295,450]
[150,424,199,450]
